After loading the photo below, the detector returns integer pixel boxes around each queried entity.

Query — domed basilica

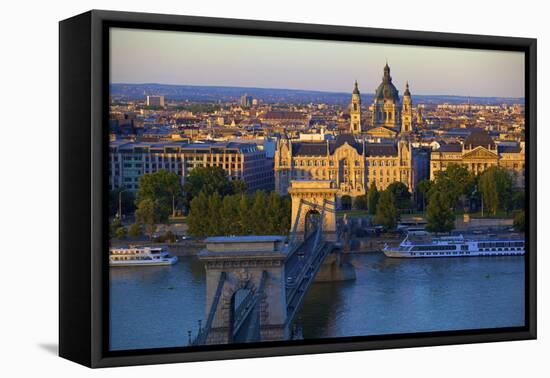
[350,63,414,137]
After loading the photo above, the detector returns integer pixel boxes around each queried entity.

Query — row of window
[411,245,457,251]
[371,169,408,177]
[478,241,524,248]
[292,159,407,168]
[479,247,522,252]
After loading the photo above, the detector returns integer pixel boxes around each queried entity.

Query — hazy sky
[110,28,525,98]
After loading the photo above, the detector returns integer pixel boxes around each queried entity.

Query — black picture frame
[59,9,537,368]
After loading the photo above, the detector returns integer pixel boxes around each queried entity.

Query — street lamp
[172,194,176,218]
[117,189,127,220]
[472,185,484,217]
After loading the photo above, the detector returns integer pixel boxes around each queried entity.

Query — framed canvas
[59,10,537,368]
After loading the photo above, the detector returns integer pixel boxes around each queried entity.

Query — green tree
[511,190,525,211]
[135,198,161,240]
[220,195,240,235]
[431,164,475,209]
[266,191,282,234]
[183,166,233,209]
[250,191,268,234]
[128,223,142,237]
[513,210,525,232]
[159,230,176,243]
[387,182,411,209]
[479,166,513,215]
[278,195,292,235]
[374,190,398,230]
[341,195,352,210]
[354,194,369,211]
[231,179,248,195]
[136,170,183,222]
[416,179,433,211]
[115,227,127,239]
[109,218,122,239]
[187,191,209,237]
[238,194,252,234]
[425,189,455,233]
[187,191,291,238]
[206,192,223,236]
[367,182,380,215]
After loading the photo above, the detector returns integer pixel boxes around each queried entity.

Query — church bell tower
[401,82,413,134]
[350,80,362,135]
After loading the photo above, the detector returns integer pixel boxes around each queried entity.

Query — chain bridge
[191,180,355,346]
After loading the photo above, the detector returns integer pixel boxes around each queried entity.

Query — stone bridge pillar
[198,236,289,344]
[288,180,338,241]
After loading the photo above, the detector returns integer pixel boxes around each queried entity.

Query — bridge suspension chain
[191,271,226,346]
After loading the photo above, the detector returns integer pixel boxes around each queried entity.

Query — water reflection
[297,253,525,339]
[109,253,525,350]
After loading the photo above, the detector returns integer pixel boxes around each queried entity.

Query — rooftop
[464,128,495,148]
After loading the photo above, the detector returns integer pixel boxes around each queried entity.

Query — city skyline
[110,28,525,98]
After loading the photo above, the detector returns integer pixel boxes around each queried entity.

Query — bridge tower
[287,180,338,241]
[196,236,289,345]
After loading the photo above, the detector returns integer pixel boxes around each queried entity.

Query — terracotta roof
[261,111,307,120]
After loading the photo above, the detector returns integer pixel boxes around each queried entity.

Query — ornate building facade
[274,134,415,201]
[274,64,419,204]
[430,128,525,187]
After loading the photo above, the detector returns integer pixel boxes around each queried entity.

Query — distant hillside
[110,83,524,106]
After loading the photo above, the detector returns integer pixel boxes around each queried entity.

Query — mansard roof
[291,134,364,157]
[292,142,328,156]
[331,134,363,154]
[437,143,463,152]
[364,143,398,157]
[498,144,522,153]
[464,128,495,149]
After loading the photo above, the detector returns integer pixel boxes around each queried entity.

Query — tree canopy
[367,182,380,215]
[431,164,475,209]
[416,179,433,210]
[135,170,183,222]
[387,182,412,209]
[513,210,525,232]
[135,198,162,239]
[341,195,352,211]
[374,189,398,230]
[425,189,455,233]
[354,194,369,211]
[479,166,513,215]
[187,191,291,238]
[183,166,233,208]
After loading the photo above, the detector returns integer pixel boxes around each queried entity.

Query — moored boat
[109,246,178,266]
[383,234,525,258]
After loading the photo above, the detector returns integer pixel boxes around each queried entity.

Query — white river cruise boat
[383,235,525,258]
[109,246,178,267]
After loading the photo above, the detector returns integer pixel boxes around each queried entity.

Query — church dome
[374,63,400,102]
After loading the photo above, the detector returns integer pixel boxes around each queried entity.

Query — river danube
[109,253,525,351]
